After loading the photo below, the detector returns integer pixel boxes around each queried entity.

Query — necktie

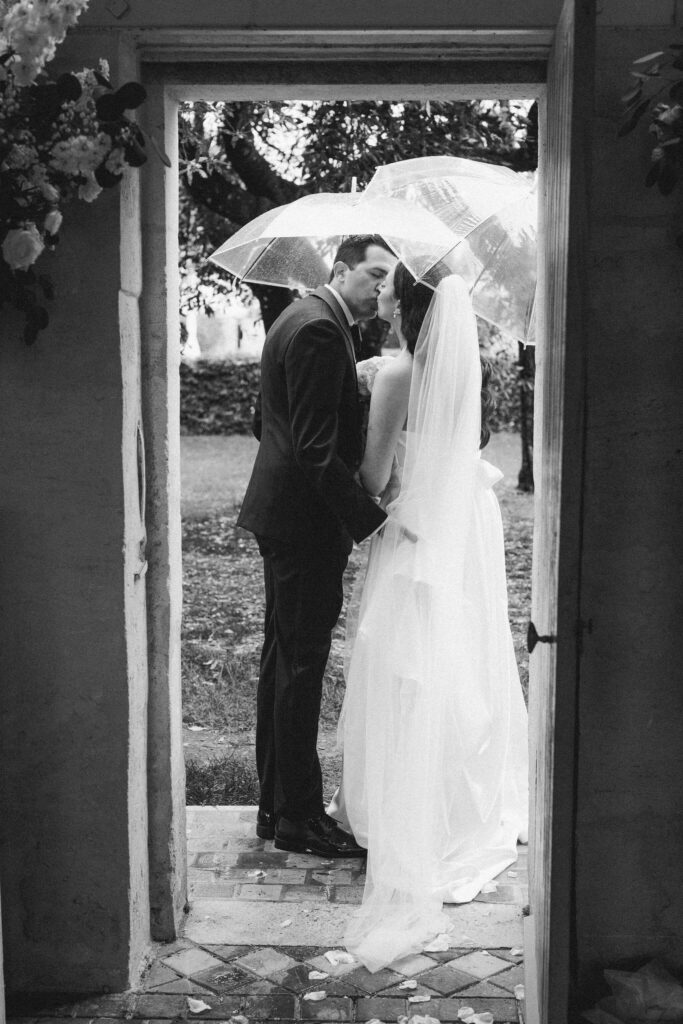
[351,324,362,360]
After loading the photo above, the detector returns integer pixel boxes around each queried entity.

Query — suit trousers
[255,531,350,822]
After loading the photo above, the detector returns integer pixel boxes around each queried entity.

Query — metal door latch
[527,621,558,654]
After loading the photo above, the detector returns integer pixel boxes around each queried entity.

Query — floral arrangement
[0,0,169,344]
[619,41,683,247]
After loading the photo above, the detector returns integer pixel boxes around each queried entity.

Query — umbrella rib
[419,183,535,280]
[239,238,276,284]
[463,225,512,300]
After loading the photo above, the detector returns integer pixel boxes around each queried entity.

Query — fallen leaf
[187,997,212,1014]
[324,949,356,965]
[514,983,525,999]
[280,918,292,928]
[398,979,417,990]
[309,970,329,980]
[511,947,524,957]
[458,1009,475,1021]
[303,990,327,1001]
[187,725,205,731]
[247,869,265,878]
[228,1017,248,1024]
[408,994,431,1003]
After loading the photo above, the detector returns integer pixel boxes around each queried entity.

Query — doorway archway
[139,12,590,1021]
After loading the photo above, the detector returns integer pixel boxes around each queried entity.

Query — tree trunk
[517,341,536,492]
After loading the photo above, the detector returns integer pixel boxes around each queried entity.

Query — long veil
[339,275,528,971]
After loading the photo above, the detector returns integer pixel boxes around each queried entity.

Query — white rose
[2,223,45,270]
[44,209,62,235]
[77,172,102,203]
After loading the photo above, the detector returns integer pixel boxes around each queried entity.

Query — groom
[237,234,396,858]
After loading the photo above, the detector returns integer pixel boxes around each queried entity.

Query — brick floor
[6,807,527,1024]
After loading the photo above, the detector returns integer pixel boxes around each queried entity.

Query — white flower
[50,132,109,175]
[1,143,37,170]
[1,0,90,86]
[2,223,45,270]
[44,209,62,234]
[105,147,127,175]
[77,172,102,203]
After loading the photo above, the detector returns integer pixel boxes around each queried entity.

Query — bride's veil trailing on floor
[340,275,528,971]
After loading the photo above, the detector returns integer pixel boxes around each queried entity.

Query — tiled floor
[7,807,528,1024]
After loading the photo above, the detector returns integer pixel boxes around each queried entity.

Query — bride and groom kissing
[237,234,528,969]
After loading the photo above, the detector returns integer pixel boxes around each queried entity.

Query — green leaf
[56,73,81,103]
[149,131,173,168]
[645,161,660,187]
[621,84,642,105]
[115,81,147,110]
[632,50,665,65]
[96,91,125,120]
[658,160,678,195]
[617,97,651,136]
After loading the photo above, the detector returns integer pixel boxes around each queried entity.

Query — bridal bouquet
[0,0,168,344]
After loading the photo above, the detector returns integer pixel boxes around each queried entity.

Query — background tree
[178,99,537,489]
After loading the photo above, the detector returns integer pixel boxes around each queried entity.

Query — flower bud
[44,209,63,235]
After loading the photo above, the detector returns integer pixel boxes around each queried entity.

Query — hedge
[180,354,525,435]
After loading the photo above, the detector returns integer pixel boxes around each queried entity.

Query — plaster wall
[574,22,683,1004]
[0,34,150,994]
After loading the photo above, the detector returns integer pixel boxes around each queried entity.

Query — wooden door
[525,1,593,1021]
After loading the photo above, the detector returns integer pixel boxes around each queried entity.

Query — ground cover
[181,434,533,805]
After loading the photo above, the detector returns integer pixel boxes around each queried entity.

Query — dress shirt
[324,283,356,325]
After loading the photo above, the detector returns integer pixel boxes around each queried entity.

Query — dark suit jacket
[237,286,387,546]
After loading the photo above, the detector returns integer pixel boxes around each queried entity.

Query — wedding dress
[329,275,528,972]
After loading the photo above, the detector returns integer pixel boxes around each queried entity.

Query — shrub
[180,349,526,436]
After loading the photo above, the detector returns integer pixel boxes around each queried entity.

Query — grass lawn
[181,432,533,805]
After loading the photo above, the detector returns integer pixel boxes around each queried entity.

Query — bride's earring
[392,304,401,320]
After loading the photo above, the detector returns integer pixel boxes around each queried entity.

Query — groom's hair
[329,234,393,279]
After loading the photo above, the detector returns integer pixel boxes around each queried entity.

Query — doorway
[139,14,590,1021]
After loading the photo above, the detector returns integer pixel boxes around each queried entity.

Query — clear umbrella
[208,191,455,293]
[363,156,538,344]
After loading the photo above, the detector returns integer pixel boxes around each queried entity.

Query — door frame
[137,17,589,1022]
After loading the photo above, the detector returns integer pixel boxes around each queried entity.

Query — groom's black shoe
[274,813,366,858]
[256,809,275,840]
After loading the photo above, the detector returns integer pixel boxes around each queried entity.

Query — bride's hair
[394,262,494,450]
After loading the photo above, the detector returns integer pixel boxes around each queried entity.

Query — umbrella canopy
[208,191,455,293]
[363,156,538,344]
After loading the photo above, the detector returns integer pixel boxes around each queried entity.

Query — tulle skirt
[329,459,528,971]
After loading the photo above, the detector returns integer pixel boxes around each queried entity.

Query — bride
[329,263,529,971]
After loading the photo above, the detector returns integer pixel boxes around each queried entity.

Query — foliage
[619,41,683,247]
[180,360,261,435]
[179,349,525,437]
[0,2,168,344]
